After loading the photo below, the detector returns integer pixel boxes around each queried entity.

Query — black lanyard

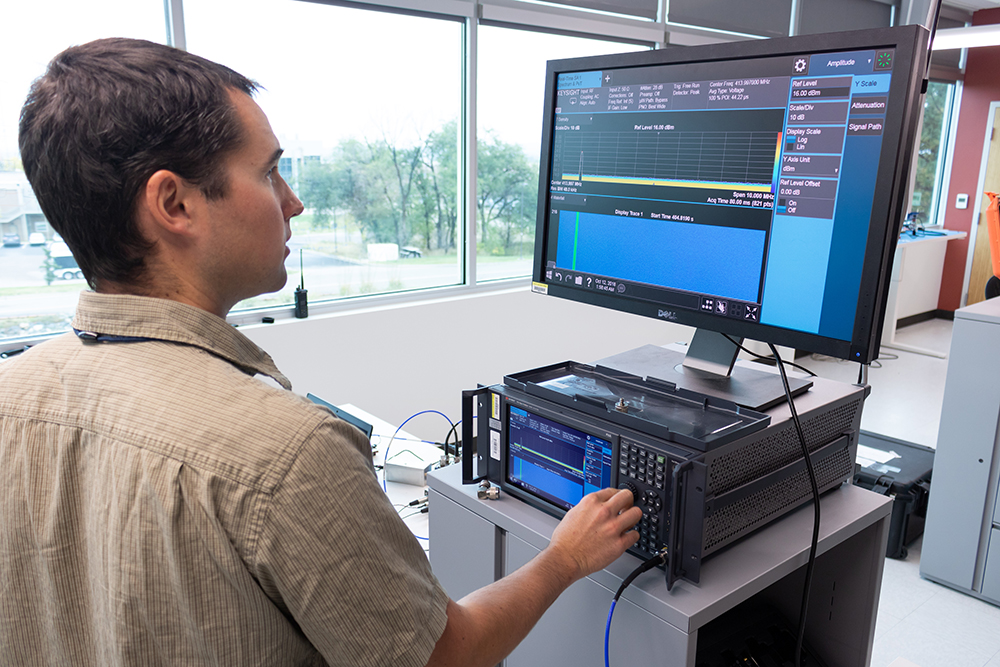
[73,329,158,344]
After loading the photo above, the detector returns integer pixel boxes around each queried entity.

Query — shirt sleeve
[252,417,450,667]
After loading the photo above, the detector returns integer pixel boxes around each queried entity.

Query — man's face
[201,91,303,309]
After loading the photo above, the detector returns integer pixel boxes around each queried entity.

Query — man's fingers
[588,486,619,503]
[617,505,644,532]
[606,487,638,513]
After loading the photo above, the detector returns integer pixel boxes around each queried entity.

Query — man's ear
[137,170,202,240]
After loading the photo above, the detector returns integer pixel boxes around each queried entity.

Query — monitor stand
[595,330,812,412]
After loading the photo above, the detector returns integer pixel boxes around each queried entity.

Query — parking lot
[0,243,83,288]
[0,235,531,323]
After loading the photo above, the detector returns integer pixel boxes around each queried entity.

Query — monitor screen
[532,26,928,365]
[506,405,614,511]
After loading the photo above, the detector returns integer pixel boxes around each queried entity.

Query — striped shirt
[0,291,449,666]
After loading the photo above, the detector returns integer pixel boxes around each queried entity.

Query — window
[668,0,791,38]
[476,27,648,282]
[2,0,959,347]
[911,81,956,227]
[185,0,463,312]
[0,0,165,342]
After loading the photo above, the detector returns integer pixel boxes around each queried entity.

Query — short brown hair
[18,38,258,288]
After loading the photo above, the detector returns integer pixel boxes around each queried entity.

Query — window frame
[0,0,966,352]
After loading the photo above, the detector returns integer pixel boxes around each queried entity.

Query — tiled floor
[797,318,1000,667]
[872,536,1000,667]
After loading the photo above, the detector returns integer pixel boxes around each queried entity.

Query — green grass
[0,313,75,339]
[0,282,87,297]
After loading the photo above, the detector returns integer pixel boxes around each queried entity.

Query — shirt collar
[72,291,292,390]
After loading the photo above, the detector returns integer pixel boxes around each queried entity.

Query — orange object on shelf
[985,192,1000,279]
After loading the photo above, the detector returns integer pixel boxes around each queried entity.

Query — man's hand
[425,487,642,667]
[541,487,644,586]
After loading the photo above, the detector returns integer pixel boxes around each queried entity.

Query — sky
[0,1,165,163]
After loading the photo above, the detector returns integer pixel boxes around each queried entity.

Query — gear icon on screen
[794,58,807,73]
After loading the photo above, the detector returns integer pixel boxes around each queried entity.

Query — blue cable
[604,599,617,667]
[381,409,455,545]
[373,434,449,447]
[605,550,667,667]
[382,409,455,493]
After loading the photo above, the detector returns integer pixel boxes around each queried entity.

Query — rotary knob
[617,482,639,505]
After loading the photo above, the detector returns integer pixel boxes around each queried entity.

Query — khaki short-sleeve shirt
[0,292,449,666]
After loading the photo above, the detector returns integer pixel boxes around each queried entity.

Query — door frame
[961,100,1000,307]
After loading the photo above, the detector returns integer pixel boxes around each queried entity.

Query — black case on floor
[853,430,934,559]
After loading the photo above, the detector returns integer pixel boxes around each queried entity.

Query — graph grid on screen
[557,129,781,192]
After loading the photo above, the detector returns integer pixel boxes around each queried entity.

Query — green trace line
[572,212,580,271]
[513,441,584,476]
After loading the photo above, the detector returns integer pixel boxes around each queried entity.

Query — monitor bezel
[531,25,929,365]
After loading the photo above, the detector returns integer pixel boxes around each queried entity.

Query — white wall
[241,286,692,440]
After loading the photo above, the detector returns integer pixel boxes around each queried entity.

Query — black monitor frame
[531,26,929,367]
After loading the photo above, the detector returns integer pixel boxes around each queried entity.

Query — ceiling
[944,0,1000,12]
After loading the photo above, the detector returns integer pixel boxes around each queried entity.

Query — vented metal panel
[707,397,861,496]
[702,446,854,553]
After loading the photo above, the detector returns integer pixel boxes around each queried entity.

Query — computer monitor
[531,26,928,407]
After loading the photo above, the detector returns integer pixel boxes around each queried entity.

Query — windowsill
[0,277,532,356]
[227,276,531,329]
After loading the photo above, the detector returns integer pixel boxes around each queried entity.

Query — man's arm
[424,487,643,667]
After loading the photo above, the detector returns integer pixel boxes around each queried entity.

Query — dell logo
[657,310,677,320]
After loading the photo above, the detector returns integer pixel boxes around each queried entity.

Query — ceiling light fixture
[932,23,1000,50]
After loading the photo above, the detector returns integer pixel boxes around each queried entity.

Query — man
[0,38,642,666]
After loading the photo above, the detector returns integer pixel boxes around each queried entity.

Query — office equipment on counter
[306,393,374,439]
[384,440,446,486]
[461,353,866,588]
[428,462,890,667]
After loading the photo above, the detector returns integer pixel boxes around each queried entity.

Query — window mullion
[465,13,478,286]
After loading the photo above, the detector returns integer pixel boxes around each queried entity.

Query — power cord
[604,548,668,667]
[723,334,817,377]
[442,419,462,463]
[395,491,431,540]
[767,343,820,667]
